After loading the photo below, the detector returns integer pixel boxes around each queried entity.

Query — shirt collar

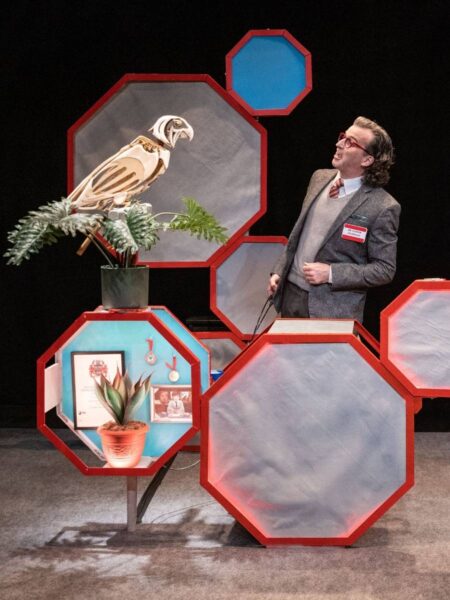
[336,173,363,196]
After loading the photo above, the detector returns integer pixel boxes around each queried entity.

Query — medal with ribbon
[166,355,180,382]
[145,338,157,365]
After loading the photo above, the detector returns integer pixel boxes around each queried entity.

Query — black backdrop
[1,0,449,429]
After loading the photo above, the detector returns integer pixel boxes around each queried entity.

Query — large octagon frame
[200,328,415,546]
[67,73,267,267]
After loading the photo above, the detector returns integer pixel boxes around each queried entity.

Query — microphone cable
[250,294,275,341]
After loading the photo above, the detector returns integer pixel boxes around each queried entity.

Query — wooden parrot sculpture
[68,115,194,213]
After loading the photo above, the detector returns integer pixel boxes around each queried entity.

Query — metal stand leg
[136,453,178,523]
[127,476,138,532]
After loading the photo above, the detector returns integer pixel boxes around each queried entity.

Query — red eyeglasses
[337,132,373,156]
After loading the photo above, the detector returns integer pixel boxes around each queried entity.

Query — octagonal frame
[67,73,268,268]
[380,279,450,397]
[37,309,202,476]
[200,330,415,546]
[194,331,247,365]
[226,29,313,116]
[210,235,288,340]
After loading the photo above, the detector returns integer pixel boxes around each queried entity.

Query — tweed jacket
[272,169,401,322]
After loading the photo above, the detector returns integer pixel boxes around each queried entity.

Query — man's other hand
[268,274,280,295]
[303,262,330,285]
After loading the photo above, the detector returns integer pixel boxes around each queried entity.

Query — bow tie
[329,178,344,198]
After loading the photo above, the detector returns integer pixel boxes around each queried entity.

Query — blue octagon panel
[227,31,312,114]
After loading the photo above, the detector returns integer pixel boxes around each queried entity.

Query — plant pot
[97,421,149,468]
[101,265,149,309]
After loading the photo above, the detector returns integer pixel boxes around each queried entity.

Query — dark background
[1,0,449,429]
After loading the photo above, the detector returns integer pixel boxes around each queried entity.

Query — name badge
[342,223,368,243]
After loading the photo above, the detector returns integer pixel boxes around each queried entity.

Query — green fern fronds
[5,220,64,265]
[4,198,102,265]
[4,195,228,267]
[102,219,140,255]
[169,197,228,243]
[101,204,160,257]
[125,204,160,248]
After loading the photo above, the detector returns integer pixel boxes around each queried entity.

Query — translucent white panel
[388,290,450,389]
[215,242,286,336]
[73,81,263,264]
[44,363,61,412]
[269,318,356,334]
[208,342,406,538]
[199,338,244,371]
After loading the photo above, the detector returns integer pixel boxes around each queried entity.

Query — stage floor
[1,429,449,599]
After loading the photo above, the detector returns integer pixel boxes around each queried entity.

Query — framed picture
[150,385,192,423]
[71,351,125,429]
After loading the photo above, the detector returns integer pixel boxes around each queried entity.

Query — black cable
[250,295,274,341]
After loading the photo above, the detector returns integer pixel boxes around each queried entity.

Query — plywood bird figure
[69,115,194,213]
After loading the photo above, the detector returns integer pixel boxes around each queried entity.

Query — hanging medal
[166,355,180,382]
[145,338,157,365]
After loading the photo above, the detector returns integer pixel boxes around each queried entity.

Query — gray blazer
[272,169,401,322]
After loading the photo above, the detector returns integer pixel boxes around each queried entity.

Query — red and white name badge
[341,223,368,243]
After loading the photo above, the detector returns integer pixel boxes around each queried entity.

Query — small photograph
[151,385,193,423]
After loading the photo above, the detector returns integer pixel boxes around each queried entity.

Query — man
[268,116,399,322]
[167,394,186,418]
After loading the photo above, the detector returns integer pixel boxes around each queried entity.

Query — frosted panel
[388,290,450,388]
[215,242,286,336]
[73,81,262,264]
[199,338,244,371]
[208,342,406,538]
[269,319,355,334]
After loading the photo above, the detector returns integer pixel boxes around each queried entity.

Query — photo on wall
[150,385,192,423]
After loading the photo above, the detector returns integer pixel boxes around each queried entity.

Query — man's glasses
[337,132,374,156]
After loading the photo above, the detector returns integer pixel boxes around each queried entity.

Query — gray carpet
[0,429,449,600]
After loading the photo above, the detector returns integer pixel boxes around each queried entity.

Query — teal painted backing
[60,319,199,457]
[153,308,210,391]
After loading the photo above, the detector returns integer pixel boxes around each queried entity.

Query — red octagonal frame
[67,73,268,268]
[200,330,415,546]
[380,279,450,397]
[210,235,288,340]
[37,309,202,476]
[226,29,313,117]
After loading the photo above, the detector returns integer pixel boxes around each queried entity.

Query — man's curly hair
[354,116,395,187]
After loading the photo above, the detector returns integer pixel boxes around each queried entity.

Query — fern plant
[4,196,228,268]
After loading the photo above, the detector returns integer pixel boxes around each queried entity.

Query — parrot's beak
[179,123,194,142]
[148,115,194,148]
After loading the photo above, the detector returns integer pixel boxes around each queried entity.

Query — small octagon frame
[37,309,203,476]
[380,279,450,398]
[226,29,313,116]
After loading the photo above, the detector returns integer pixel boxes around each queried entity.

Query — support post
[127,476,138,532]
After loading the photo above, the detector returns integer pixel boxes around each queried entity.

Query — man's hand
[268,274,280,295]
[303,262,330,285]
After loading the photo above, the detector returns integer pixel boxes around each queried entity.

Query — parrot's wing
[69,141,169,212]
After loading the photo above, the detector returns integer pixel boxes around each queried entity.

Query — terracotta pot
[97,422,149,468]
